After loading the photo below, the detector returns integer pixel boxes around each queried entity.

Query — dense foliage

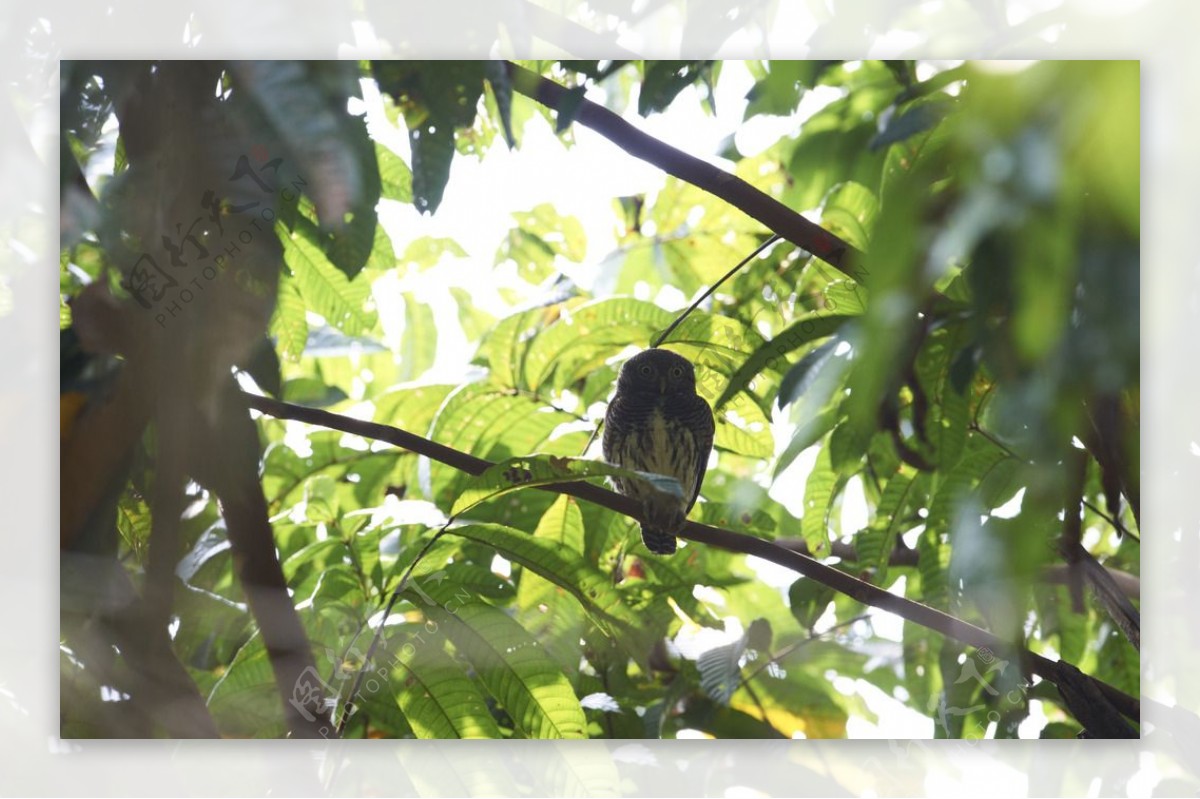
[60,59,1139,739]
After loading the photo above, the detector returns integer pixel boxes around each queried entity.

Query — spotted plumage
[602,348,715,555]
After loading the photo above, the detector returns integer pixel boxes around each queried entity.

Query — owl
[602,348,715,554]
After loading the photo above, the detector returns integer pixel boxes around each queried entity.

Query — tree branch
[504,62,864,278]
[243,392,1139,728]
[200,385,337,738]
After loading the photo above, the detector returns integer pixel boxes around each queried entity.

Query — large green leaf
[853,465,918,583]
[532,494,585,553]
[715,314,856,410]
[270,274,309,362]
[449,522,654,659]
[282,231,378,335]
[388,635,503,738]
[799,443,837,557]
[514,499,588,676]
[426,385,588,508]
[819,181,879,252]
[476,306,560,389]
[205,635,287,738]
[376,141,414,203]
[914,323,972,469]
[403,580,587,739]
[520,298,673,392]
[711,391,773,458]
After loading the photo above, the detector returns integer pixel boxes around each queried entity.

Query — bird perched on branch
[603,349,715,555]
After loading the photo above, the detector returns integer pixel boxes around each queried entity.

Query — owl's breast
[638,408,678,476]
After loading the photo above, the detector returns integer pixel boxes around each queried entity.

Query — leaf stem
[653,234,782,349]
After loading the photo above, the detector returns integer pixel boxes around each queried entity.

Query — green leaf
[475,307,555,389]
[449,286,497,342]
[733,666,849,738]
[788,579,834,631]
[206,635,287,737]
[800,444,836,558]
[715,314,856,410]
[232,61,368,229]
[283,231,378,335]
[449,522,654,661]
[555,86,587,133]
[511,497,589,675]
[388,635,503,738]
[693,502,777,538]
[495,204,588,283]
[713,395,773,459]
[450,455,682,518]
[372,61,487,214]
[483,61,516,147]
[774,406,839,479]
[698,637,746,705]
[400,236,468,271]
[926,438,1012,539]
[777,338,843,410]
[674,695,785,739]
[261,428,399,515]
[915,438,1013,607]
[373,383,455,431]
[425,385,587,509]
[914,323,972,468]
[819,181,879,252]
[520,298,673,391]
[176,521,228,585]
[323,120,383,280]
[822,279,869,316]
[869,96,952,151]
[404,580,587,738]
[743,60,823,119]
[398,293,437,381]
[853,465,918,583]
[533,494,585,554]
[377,142,414,203]
[828,418,867,477]
[638,61,711,116]
[784,115,889,212]
[270,274,309,362]
[281,377,349,407]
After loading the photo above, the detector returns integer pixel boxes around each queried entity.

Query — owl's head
[617,348,697,395]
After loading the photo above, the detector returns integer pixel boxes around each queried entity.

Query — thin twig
[1083,498,1139,542]
[653,234,782,348]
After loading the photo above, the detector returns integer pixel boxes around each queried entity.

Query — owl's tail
[640,524,677,555]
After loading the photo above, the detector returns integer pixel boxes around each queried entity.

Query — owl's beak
[658,377,667,394]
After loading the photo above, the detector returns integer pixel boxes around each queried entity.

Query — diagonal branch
[504,62,864,278]
[242,392,1139,729]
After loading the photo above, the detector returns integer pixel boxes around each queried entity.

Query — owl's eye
[669,366,684,378]
[638,364,653,376]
